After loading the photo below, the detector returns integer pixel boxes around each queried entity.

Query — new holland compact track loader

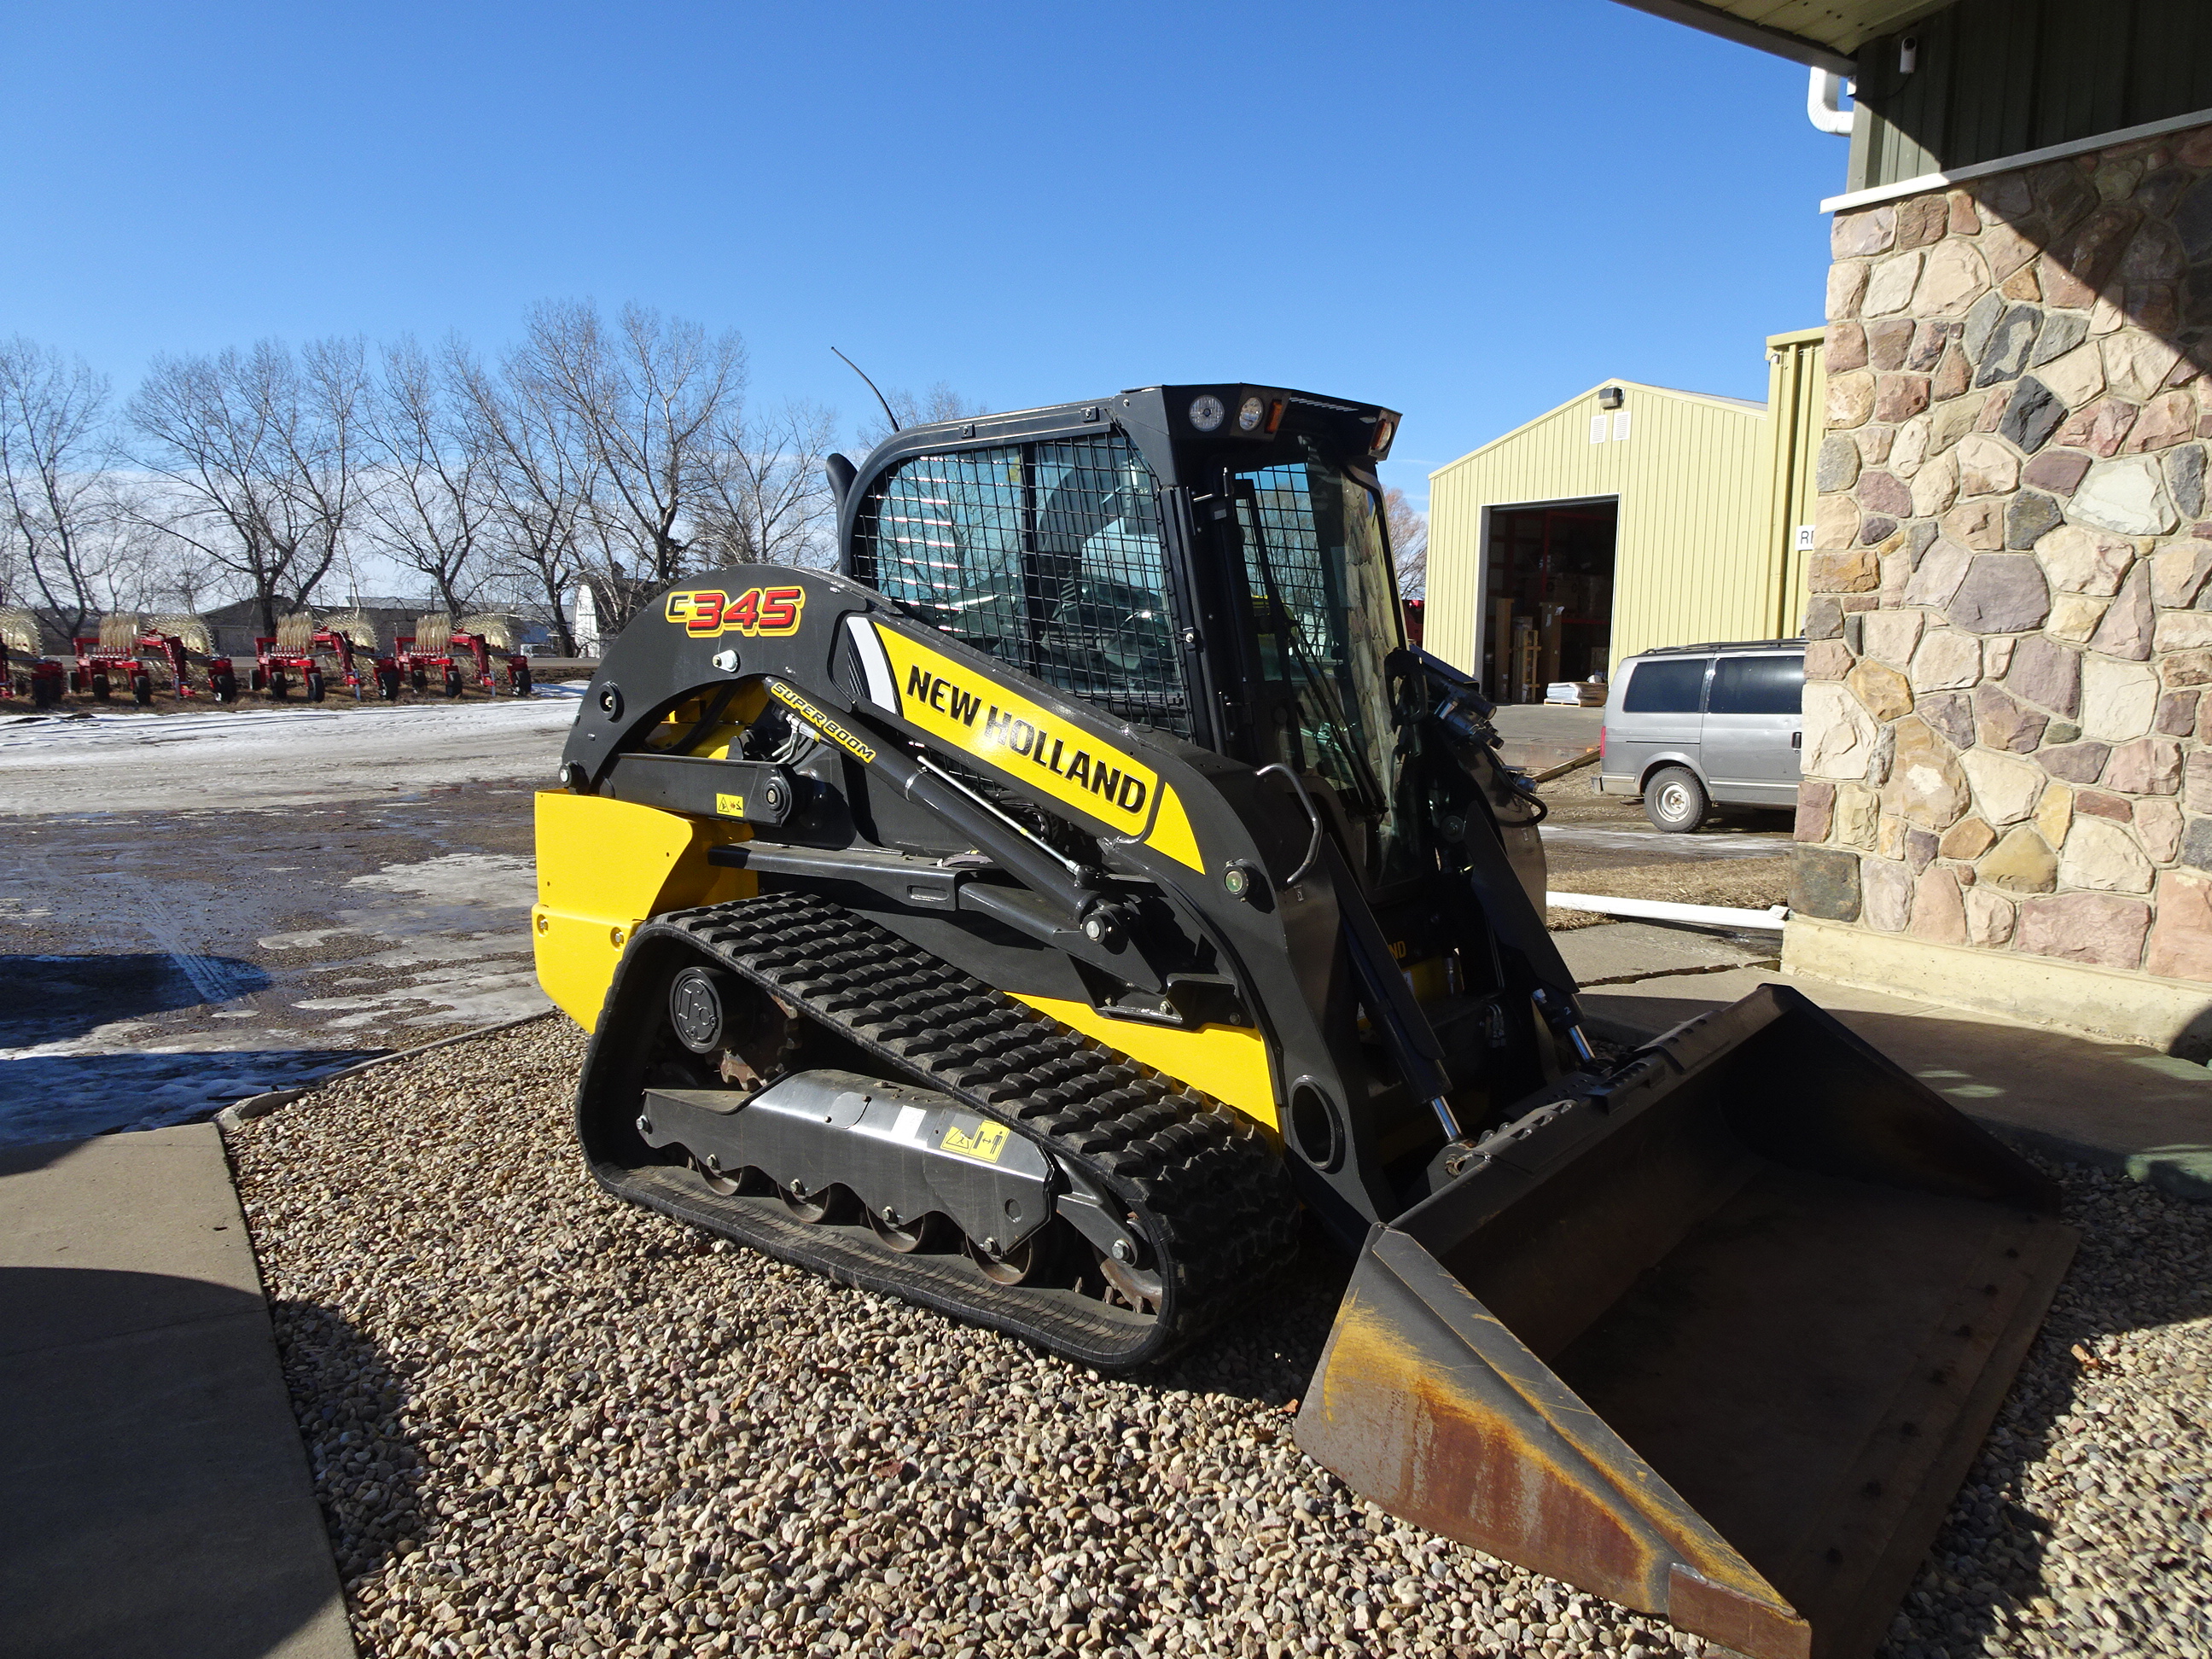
[533,385,2075,1659]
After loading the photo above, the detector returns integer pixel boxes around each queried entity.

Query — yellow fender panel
[1010,993,1278,1132]
[532,792,754,1031]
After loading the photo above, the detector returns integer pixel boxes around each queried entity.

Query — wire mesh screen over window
[1232,449,1417,888]
[1234,459,1395,808]
[857,435,1187,736]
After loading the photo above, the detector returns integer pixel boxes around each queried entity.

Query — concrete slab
[1581,966,2212,1203]
[0,1125,355,1658]
[1489,704,1604,771]
[1553,922,1775,987]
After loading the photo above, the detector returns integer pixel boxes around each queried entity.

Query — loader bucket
[1295,984,2075,1659]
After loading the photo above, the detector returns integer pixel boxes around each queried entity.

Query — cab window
[856,434,1188,736]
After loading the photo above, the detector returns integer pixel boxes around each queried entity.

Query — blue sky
[2,0,1848,506]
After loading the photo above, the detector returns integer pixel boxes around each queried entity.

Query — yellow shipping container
[1425,328,1825,701]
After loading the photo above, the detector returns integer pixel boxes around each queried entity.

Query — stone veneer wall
[1792,122,2212,987]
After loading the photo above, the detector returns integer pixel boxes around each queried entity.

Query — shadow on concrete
[0,952,273,1047]
[1585,986,2212,1202]
[0,1265,410,1657]
[0,1049,379,1154]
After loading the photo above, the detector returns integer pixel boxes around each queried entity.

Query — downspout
[1807,67,1854,136]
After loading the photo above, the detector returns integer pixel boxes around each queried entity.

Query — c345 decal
[666,585,803,637]
[869,625,1204,873]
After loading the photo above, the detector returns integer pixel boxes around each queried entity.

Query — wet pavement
[0,786,549,1145]
[0,693,1796,1148]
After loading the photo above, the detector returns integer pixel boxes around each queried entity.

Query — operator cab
[833,384,1417,895]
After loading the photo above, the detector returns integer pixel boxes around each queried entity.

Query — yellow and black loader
[533,385,2074,1659]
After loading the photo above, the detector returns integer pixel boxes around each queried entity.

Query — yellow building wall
[1426,346,1824,683]
[1761,328,1828,640]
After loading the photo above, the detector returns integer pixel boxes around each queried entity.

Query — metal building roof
[1609,0,1952,73]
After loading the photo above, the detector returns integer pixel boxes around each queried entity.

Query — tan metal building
[1425,328,1825,701]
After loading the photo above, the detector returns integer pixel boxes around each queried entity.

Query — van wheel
[1644,766,1708,833]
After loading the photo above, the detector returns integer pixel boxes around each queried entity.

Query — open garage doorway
[1481,498,1615,703]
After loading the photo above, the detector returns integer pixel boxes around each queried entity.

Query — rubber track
[612,892,1300,1369]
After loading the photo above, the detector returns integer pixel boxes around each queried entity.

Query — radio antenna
[831,347,899,433]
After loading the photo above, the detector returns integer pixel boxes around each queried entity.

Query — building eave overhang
[1607,0,1956,74]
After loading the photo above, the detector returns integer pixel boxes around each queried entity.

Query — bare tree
[358,337,494,615]
[511,300,745,589]
[457,344,598,654]
[854,380,989,451]
[1384,486,1429,600]
[0,337,124,643]
[688,398,838,569]
[127,337,369,635]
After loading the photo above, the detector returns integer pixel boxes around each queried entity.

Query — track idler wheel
[867,1208,944,1254]
[969,1231,1051,1286]
[780,1179,855,1225]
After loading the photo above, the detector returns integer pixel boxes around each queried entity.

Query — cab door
[1701,651,1803,806]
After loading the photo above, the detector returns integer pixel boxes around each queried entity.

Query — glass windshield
[1234,443,1415,885]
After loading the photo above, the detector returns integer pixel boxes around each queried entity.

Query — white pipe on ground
[1807,67,1855,136]
[1548,892,1790,932]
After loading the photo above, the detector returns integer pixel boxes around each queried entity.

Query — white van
[1596,640,1805,832]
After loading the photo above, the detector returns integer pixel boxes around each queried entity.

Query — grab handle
[1255,763,1325,889]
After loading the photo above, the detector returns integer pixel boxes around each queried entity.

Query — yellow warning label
[939,1118,1010,1164]
[714,793,746,818]
[870,624,1202,872]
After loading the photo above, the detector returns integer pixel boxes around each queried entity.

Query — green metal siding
[1849,0,2212,190]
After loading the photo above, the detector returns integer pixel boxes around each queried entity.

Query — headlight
[1188,394,1225,432]
[1237,394,1266,432]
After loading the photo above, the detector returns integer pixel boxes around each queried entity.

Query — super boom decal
[868,625,1203,872]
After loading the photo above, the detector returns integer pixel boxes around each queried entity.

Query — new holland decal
[867,625,1204,872]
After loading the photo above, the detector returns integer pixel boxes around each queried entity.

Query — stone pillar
[1788,125,2212,1041]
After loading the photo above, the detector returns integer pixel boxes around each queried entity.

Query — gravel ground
[228,1020,2211,1659]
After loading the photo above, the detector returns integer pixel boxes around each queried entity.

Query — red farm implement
[252,612,388,702]
[392,614,533,698]
[1,608,66,708]
[70,614,235,705]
